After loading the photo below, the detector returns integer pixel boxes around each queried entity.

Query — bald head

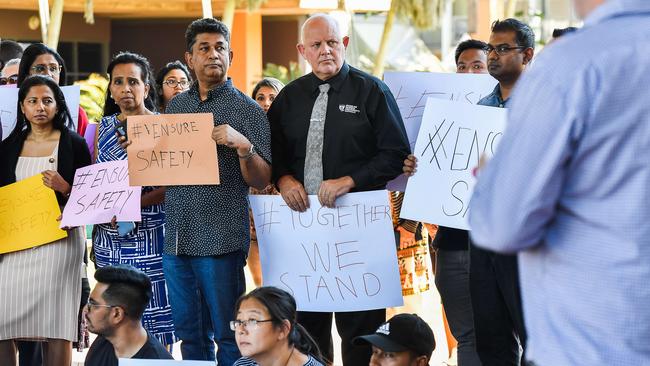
[297,13,349,81]
[300,13,343,43]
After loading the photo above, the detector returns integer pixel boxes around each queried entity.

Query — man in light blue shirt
[469,0,650,364]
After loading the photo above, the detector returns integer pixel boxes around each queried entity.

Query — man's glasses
[86,300,118,312]
[0,75,18,85]
[31,64,62,75]
[163,79,189,88]
[485,45,526,56]
[230,318,274,331]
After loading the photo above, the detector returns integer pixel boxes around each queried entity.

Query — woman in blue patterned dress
[92,52,175,346]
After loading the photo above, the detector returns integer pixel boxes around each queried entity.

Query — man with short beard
[84,265,172,366]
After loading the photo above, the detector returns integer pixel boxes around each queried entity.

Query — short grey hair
[3,57,20,69]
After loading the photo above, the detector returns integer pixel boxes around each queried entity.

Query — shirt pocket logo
[339,104,360,114]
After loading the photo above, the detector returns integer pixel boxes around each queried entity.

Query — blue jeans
[163,251,245,364]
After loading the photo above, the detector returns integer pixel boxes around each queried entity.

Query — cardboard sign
[60,160,141,227]
[400,98,507,230]
[249,191,404,312]
[126,113,219,186]
[0,174,67,254]
[0,85,80,140]
[383,72,497,191]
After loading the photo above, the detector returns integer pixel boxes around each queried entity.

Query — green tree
[373,0,443,77]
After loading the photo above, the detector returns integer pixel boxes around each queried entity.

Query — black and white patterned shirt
[163,79,271,256]
[233,355,324,366]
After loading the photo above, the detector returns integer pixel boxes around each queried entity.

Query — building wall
[0,10,110,43]
[110,19,192,73]
[262,17,301,69]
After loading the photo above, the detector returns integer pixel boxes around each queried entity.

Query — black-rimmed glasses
[485,45,526,56]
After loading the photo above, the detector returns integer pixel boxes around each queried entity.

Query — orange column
[229,11,263,96]
[469,0,495,42]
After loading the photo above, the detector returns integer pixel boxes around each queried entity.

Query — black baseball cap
[353,313,435,358]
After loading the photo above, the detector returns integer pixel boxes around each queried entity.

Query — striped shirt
[233,355,324,366]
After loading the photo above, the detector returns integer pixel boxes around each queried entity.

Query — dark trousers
[469,242,526,366]
[297,309,386,366]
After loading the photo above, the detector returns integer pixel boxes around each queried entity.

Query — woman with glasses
[0,58,20,86]
[232,287,325,366]
[92,52,175,348]
[17,43,89,137]
[0,75,91,366]
[155,60,191,112]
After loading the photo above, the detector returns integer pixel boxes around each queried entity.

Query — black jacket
[0,127,92,206]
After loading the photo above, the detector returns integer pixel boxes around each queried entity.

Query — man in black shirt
[84,265,173,366]
[268,13,410,366]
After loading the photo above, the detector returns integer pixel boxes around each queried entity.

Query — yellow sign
[0,174,67,254]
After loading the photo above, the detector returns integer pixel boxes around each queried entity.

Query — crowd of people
[1,0,649,365]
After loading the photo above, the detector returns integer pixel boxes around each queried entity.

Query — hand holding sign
[211,124,252,156]
[127,113,219,186]
[42,170,71,195]
[60,160,141,228]
[249,190,403,312]
[0,174,67,254]
[400,99,506,230]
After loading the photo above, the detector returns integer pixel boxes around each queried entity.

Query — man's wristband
[238,144,257,160]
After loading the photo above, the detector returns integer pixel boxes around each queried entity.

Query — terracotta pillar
[229,11,263,96]
[469,0,497,42]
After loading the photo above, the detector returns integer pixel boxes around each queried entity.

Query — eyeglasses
[86,300,118,312]
[163,79,189,88]
[31,64,62,75]
[485,45,526,56]
[0,75,18,85]
[230,319,274,331]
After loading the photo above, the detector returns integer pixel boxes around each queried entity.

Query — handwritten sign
[0,85,80,140]
[126,113,219,186]
[0,174,67,254]
[60,160,141,227]
[249,191,404,312]
[384,72,497,191]
[400,98,506,230]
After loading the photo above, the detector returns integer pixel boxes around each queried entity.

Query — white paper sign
[249,191,404,312]
[0,85,80,140]
[60,160,142,227]
[384,72,497,191]
[400,98,507,230]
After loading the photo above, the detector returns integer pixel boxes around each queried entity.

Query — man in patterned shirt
[161,18,271,364]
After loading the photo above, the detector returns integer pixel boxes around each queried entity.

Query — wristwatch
[238,144,257,160]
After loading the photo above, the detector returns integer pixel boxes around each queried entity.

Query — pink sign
[60,160,141,227]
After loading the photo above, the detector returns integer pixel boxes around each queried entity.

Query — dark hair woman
[17,43,90,137]
[251,77,284,114]
[246,77,285,287]
[155,60,192,112]
[0,75,91,366]
[232,287,325,366]
[92,51,175,347]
